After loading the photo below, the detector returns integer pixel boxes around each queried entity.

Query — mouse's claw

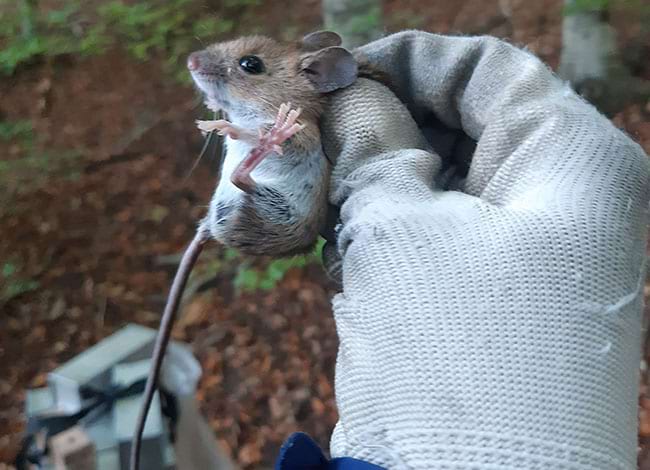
[285,108,301,127]
[275,103,290,127]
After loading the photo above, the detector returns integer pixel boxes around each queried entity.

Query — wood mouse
[187,31,358,256]
[132,31,416,470]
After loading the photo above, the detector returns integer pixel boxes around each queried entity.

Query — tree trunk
[559,0,615,90]
[558,0,649,114]
[19,0,38,38]
[322,0,383,49]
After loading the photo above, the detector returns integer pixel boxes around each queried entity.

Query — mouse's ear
[300,31,342,51]
[301,46,358,93]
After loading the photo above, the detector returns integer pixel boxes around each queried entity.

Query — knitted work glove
[320,31,649,469]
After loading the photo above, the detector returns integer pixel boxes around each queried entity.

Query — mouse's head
[187,31,357,126]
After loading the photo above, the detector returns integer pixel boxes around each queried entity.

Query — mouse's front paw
[196,119,257,143]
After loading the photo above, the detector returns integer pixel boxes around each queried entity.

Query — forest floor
[0,0,649,468]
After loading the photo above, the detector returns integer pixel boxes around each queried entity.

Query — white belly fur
[215,136,327,218]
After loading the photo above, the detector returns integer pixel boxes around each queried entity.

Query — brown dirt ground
[1,0,649,469]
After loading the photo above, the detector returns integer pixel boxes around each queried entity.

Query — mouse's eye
[239,55,265,74]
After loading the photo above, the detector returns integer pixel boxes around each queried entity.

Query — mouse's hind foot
[230,104,305,193]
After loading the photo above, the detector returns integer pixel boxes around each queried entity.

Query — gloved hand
[320,31,649,469]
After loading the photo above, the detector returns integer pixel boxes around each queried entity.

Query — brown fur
[205,36,325,131]
[194,35,388,154]
[190,32,383,257]
[355,52,395,91]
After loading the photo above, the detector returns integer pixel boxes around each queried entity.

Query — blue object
[275,432,386,470]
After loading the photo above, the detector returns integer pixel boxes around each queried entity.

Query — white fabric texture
[320,31,649,469]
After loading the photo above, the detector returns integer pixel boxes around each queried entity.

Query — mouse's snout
[188,49,227,101]
[187,50,223,75]
[187,51,203,71]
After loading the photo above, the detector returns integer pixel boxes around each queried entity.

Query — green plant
[233,238,325,293]
[347,4,382,35]
[0,120,33,141]
[0,0,234,79]
[0,0,108,75]
[1,261,39,304]
[389,10,426,29]
[563,0,609,12]
[0,119,82,196]
[99,0,233,79]
[0,149,83,199]
[223,0,262,7]
[563,0,650,14]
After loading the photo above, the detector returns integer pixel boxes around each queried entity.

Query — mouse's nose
[187,52,201,71]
